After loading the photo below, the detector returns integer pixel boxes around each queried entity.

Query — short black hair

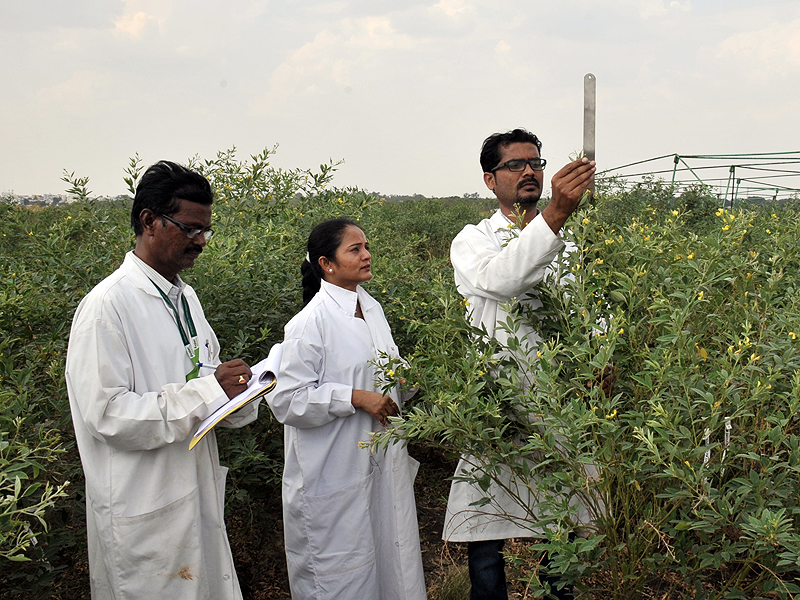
[131,161,213,236]
[480,129,543,174]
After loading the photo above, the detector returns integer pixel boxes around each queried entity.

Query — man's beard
[515,178,541,205]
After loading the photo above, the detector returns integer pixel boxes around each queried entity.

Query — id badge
[185,346,201,381]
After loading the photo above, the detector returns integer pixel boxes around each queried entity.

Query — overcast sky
[2,0,799,198]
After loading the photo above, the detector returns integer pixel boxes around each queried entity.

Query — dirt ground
[40,442,573,599]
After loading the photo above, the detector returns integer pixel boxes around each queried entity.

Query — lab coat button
[223,574,230,581]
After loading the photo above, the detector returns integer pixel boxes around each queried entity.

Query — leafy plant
[377,190,800,598]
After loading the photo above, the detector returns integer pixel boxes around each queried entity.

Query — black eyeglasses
[491,158,547,173]
[160,214,214,241]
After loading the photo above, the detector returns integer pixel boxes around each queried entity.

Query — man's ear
[139,209,158,235]
[483,172,496,195]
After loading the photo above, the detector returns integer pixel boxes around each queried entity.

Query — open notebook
[189,343,282,450]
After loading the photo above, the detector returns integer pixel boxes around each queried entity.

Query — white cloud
[434,0,476,18]
[308,2,349,15]
[258,15,420,107]
[114,11,161,39]
[263,29,345,102]
[623,0,692,19]
[35,70,116,109]
[344,16,415,50]
[2,0,800,197]
[715,18,800,80]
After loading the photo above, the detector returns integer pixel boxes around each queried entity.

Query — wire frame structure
[598,152,800,207]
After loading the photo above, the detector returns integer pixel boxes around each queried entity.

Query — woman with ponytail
[268,218,427,600]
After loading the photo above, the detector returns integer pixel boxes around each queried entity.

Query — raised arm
[541,157,596,234]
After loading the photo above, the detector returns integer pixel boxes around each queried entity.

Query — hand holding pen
[200,359,252,399]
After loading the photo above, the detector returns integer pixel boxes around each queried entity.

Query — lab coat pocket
[111,487,208,600]
[403,454,420,486]
[304,468,378,577]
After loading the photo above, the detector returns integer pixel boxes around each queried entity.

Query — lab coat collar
[491,208,515,232]
[320,279,377,318]
[490,209,519,245]
[490,208,542,233]
[123,251,186,299]
[491,208,547,243]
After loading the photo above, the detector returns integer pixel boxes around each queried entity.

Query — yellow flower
[767,229,772,235]
[582,218,590,224]
[672,210,679,217]
[595,258,603,265]
[722,225,730,231]
[698,291,704,300]
[687,253,694,260]
[618,328,624,335]
[790,332,797,340]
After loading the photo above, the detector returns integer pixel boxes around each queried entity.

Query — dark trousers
[467,539,507,600]
[467,538,574,600]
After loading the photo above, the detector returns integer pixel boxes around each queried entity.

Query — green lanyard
[150,279,199,359]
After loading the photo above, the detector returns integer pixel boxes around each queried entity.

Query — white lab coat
[444,210,588,542]
[65,251,258,600]
[268,280,426,600]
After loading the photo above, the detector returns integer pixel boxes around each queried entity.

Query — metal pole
[583,73,596,195]
[724,165,735,209]
[672,154,679,186]
[735,178,741,209]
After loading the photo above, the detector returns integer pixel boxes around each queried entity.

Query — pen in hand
[196,363,219,371]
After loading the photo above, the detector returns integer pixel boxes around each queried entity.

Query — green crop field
[3,149,800,599]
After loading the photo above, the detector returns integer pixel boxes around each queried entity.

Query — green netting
[599,152,800,205]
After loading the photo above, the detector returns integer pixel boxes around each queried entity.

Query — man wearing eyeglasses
[443,129,596,600]
[66,161,256,600]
